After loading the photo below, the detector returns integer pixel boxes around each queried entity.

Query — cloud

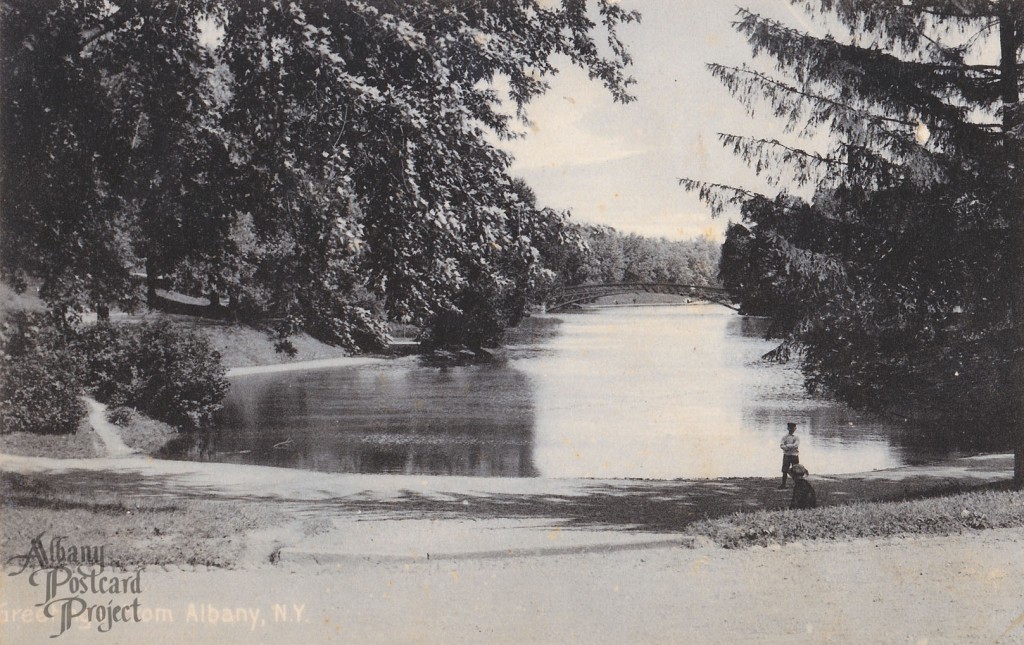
[506,124,646,170]
[496,67,648,171]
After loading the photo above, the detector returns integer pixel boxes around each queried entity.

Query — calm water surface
[165,305,947,478]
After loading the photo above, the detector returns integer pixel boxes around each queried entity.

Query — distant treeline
[546,225,722,289]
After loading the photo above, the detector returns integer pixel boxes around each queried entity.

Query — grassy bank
[689,485,1024,548]
[502,314,563,346]
[108,407,180,455]
[0,472,289,568]
[113,311,353,368]
[0,416,103,459]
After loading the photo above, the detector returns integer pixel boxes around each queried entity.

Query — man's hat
[787,422,797,430]
[789,464,808,478]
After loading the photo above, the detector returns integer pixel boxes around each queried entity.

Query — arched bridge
[547,283,737,312]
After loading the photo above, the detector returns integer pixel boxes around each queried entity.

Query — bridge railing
[546,283,735,312]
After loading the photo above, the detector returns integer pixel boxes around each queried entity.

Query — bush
[0,313,86,434]
[106,405,136,427]
[73,321,142,404]
[76,322,228,429]
[421,284,518,351]
[105,406,179,454]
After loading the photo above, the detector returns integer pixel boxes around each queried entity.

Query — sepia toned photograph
[2,1,1023,642]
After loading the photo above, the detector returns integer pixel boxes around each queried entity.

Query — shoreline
[0,450,1012,524]
[2,431,1019,645]
[225,355,389,377]
[3,347,1015,481]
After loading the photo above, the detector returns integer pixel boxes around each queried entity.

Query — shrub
[77,322,228,430]
[74,321,143,404]
[106,405,136,427]
[0,313,86,434]
[105,406,179,454]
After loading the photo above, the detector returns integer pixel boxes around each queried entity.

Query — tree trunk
[96,304,110,321]
[145,257,159,307]
[1017,441,1024,489]
[999,10,1024,488]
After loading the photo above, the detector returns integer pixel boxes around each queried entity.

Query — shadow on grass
[1,471,184,515]
[1,471,288,568]
[2,468,1005,535]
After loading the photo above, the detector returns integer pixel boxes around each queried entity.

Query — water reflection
[164,362,538,477]
[164,304,988,479]
[513,305,908,478]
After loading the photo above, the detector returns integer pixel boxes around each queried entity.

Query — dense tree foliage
[686,2,1024,484]
[1,0,639,350]
[0,313,228,434]
[545,225,721,289]
[0,313,86,435]
[75,321,228,429]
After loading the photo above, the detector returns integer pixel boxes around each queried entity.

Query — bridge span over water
[547,283,738,312]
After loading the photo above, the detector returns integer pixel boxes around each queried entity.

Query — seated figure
[789,464,817,510]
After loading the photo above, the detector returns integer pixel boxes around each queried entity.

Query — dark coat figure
[779,422,799,488]
[788,464,816,510]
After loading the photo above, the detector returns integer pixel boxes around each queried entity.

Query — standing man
[779,422,799,488]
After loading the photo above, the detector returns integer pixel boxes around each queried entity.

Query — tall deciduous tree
[1,0,639,349]
[684,2,1024,486]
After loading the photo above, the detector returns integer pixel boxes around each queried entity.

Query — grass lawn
[689,484,1024,548]
[0,416,103,459]
[0,472,288,568]
[107,407,180,455]
[108,309,353,369]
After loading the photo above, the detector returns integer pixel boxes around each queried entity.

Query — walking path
[4,520,1023,644]
[0,449,1012,564]
[3,448,1019,644]
[83,396,137,457]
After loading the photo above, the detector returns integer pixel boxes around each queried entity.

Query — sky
[499,1,825,241]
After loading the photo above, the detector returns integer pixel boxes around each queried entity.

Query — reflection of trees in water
[742,402,1013,465]
[730,314,1014,461]
[341,442,538,478]
[888,420,1015,457]
[725,315,771,339]
[163,364,539,477]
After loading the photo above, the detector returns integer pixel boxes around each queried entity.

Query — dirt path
[1,448,1017,643]
[3,527,1022,643]
[83,397,137,458]
[0,452,1011,530]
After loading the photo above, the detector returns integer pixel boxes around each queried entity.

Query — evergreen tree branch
[717,133,845,187]
[707,63,948,170]
[736,9,1002,116]
[677,178,770,217]
[786,1,1006,52]
[715,133,921,190]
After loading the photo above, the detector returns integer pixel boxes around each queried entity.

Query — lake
[163,304,956,479]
